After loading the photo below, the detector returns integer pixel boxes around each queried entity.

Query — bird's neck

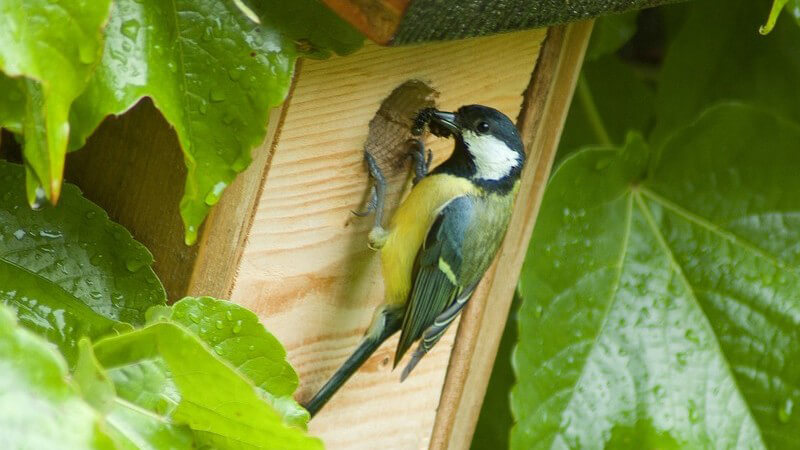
[433,139,522,194]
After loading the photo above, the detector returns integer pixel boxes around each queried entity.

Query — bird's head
[427,105,525,182]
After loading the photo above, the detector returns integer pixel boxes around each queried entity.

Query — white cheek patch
[463,131,520,180]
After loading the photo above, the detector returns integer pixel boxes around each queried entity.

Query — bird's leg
[362,152,389,250]
[408,138,432,185]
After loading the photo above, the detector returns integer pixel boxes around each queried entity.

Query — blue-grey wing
[394,195,476,366]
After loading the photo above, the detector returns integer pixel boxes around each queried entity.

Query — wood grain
[228,30,546,449]
[429,21,594,450]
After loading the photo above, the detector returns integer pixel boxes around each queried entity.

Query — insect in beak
[430,111,460,136]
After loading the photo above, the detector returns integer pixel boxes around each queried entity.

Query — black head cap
[456,105,524,157]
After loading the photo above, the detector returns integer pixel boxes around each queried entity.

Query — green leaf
[0,160,164,360]
[0,74,25,133]
[104,401,195,450]
[652,0,800,145]
[585,12,638,61]
[0,306,116,449]
[760,0,800,35]
[76,338,195,449]
[74,339,117,413]
[67,0,360,245]
[94,321,322,449]
[556,55,655,165]
[159,296,309,426]
[513,105,800,448]
[0,0,112,204]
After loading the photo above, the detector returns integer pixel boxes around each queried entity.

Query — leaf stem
[577,74,612,147]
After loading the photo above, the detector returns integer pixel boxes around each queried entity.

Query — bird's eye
[476,121,490,133]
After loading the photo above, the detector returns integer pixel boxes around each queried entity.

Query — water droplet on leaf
[185,225,198,246]
[204,182,227,206]
[228,67,243,81]
[39,229,62,239]
[232,154,250,172]
[210,88,226,102]
[120,19,140,40]
[126,257,146,272]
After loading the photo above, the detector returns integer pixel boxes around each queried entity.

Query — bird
[303,104,525,417]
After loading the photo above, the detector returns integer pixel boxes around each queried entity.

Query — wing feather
[394,196,474,366]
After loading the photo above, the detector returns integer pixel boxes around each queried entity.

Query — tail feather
[303,308,402,417]
[400,346,426,382]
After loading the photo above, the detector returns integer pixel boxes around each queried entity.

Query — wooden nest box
[65,11,594,450]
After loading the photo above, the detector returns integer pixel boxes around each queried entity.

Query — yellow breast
[381,174,479,305]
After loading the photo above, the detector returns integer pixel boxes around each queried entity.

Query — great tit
[304,105,525,417]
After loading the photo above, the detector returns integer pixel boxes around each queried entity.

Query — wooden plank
[228,29,546,449]
[429,21,594,450]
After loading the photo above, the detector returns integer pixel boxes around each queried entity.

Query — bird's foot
[408,138,432,185]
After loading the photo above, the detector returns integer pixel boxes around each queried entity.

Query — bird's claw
[352,187,377,217]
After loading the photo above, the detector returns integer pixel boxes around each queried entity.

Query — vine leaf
[150,296,310,427]
[513,105,800,449]
[94,320,322,449]
[0,161,165,362]
[0,0,112,204]
[0,306,116,449]
[67,0,362,244]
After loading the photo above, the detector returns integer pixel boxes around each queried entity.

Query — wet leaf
[513,105,800,448]
[0,306,116,449]
[94,321,322,449]
[0,0,112,204]
[0,161,164,361]
[154,296,309,426]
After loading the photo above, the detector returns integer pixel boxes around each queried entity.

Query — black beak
[430,111,460,135]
